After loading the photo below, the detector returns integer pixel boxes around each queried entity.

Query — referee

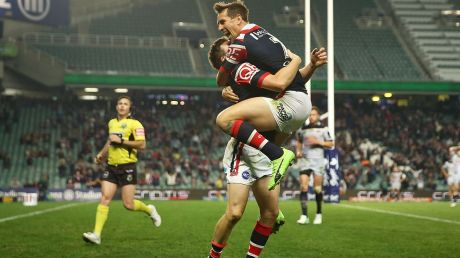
[83,96,161,245]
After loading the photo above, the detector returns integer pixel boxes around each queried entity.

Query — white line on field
[340,204,460,225]
[0,203,86,223]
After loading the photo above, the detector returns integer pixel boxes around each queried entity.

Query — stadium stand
[1,94,457,192]
[314,0,426,81]
[388,0,460,81]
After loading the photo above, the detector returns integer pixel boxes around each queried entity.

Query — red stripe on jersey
[256,72,270,88]
[249,132,266,149]
[230,120,243,138]
[240,25,261,35]
[248,244,262,256]
[219,66,228,73]
[275,90,286,99]
[255,221,272,237]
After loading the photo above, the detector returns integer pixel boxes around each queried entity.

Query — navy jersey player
[212,2,325,193]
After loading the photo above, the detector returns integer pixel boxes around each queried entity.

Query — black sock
[316,192,323,214]
[230,120,283,160]
[247,221,272,258]
[300,191,308,216]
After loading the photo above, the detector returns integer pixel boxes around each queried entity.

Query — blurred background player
[83,96,161,245]
[444,146,460,207]
[296,106,334,225]
[389,165,406,201]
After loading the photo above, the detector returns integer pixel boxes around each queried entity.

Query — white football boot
[83,232,101,245]
[313,214,322,224]
[296,215,309,225]
[148,204,162,227]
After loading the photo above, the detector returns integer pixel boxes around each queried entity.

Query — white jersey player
[443,146,460,207]
[389,166,406,201]
[295,106,334,225]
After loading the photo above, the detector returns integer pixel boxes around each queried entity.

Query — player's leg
[121,184,161,226]
[209,183,250,258]
[83,180,117,244]
[313,173,324,224]
[216,97,296,190]
[247,176,280,257]
[297,171,311,224]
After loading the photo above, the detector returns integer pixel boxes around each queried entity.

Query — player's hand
[95,153,105,164]
[310,48,327,68]
[287,49,301,62]
[296,151,303,159]
[306,136,321,146]
[109,134,122,144]
[222,86,239,103]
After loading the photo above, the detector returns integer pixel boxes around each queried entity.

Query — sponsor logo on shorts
[127,175,133,182]
[275,102,292,122]
[103,171,109,178]
[126,169,134,173]
[242,171,250,180]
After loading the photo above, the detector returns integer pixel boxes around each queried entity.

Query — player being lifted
[213,1,326,191]
[208,36,326,257]
[82,96,161,245]
[295,106,334,225]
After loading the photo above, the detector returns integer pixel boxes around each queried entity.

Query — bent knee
[123,201,135,210]
[260,209,278,221]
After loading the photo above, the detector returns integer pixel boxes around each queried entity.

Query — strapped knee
[314,186,322,193]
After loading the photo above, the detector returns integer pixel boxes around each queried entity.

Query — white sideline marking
[340,204,460,225]
[0,203,85,223]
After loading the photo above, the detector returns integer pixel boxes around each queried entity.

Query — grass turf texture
[0,200,459,257]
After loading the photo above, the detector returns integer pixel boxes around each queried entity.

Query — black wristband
[120,138,124,144]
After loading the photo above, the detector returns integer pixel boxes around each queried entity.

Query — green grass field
[1,200,459,257]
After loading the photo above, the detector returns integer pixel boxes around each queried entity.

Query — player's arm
[321,140,335,149]
[441,165,448,179]
[296,130,303,158]
[108,122,146,150]
[299,48,327,83]
[95,140,110,164]
[217,42,247,86]
[258,51,302,92]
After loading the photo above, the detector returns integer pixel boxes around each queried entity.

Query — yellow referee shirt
[107,117,145,165]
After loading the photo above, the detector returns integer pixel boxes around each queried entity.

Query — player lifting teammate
[213,1,326,191]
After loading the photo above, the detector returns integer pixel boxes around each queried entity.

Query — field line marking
[340,204,460,225]
[0,202,88,223]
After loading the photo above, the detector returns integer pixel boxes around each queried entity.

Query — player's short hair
[311,106,320,114]
[208,36,229,70]
[117,95,132,105]
[213,1,249,22]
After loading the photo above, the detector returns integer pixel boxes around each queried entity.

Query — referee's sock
[133,200,152,215]
[247,220,272,258]
[94,204,109,236]
[230,120,283,160]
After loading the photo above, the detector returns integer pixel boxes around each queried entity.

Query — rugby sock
[316,192,323,214]
[133,199,152,215]
[246,221,272,258]
[94,204,109,236]
[209,241,225,258]
[300,191,308,216]
[230,120,283,160]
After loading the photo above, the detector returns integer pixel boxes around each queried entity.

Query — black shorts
[102,163,137,186]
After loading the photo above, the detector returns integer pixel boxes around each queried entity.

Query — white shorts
[264,91,311,134]
[223,138,271,185]
[391,182,401,190]
[298,158,326,176]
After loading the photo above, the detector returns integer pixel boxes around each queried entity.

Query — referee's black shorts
[102,163,137,186]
